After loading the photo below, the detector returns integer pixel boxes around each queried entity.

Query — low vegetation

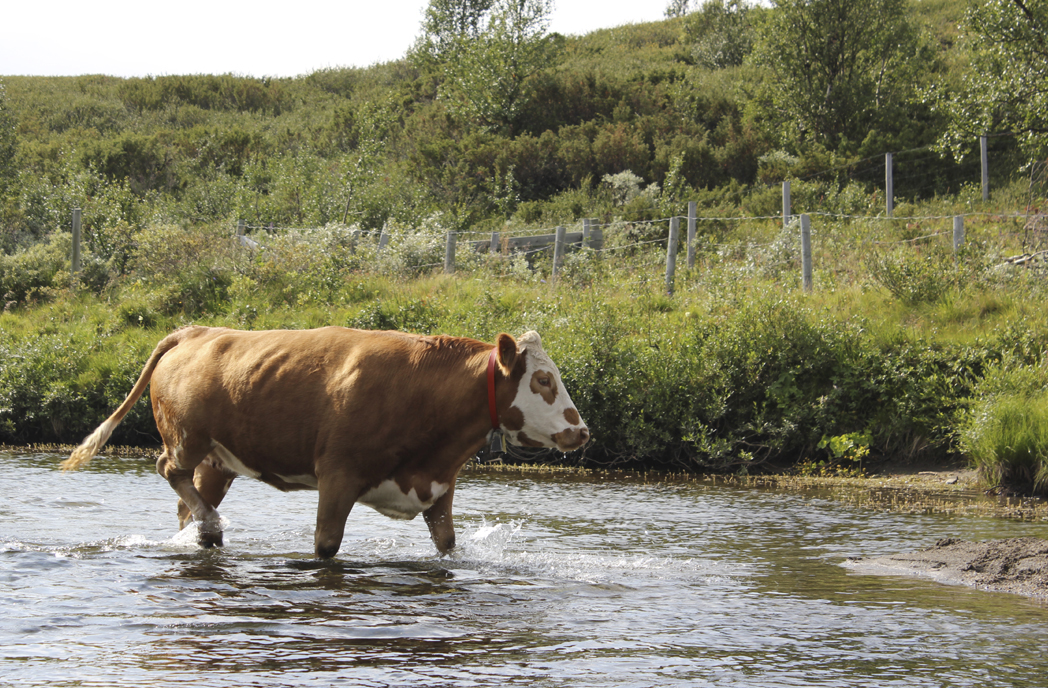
[2,181,1048,495]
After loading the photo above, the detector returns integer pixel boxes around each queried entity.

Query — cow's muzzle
[553,425,590,452]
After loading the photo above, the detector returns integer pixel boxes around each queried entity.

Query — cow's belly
[358,480,449,520]
[210,441,319,489]
[211,440,447,519]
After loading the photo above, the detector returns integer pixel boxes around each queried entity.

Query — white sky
[2,1,672,78]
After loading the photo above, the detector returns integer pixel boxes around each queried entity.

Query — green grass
[964,393,1048,495]
[960,360,1048,496]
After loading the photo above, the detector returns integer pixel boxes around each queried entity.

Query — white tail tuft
[61,419,116,471]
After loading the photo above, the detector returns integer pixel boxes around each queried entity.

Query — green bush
[0,333,98,442]
[960,359,1048,495]
[547,284,995,473]
[130,222,235,315]
[0,232,108,306]
[0,328,160,445]
[557,291,856,470]
[865,244,958,305]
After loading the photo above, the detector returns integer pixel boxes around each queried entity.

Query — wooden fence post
[582,218,591,249]
[801,214,812,292]
[687,201,697,269]
[782,180,791,228]
[885,153,894,217]
[666,216,679,295]
[444,231,456,273]
[71,208,82,276]
[490,230,500,254]
[236,219,245,238]
[552,226,566,280]
[953,216,965,253]
[981,135,989,201]
[378,231,390,252]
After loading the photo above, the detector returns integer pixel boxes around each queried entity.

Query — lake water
[2,450,1047,687]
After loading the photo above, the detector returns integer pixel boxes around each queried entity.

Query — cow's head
[494,331,589,453]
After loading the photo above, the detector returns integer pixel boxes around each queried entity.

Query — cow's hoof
[315,544,340,559]
[198,533,223,548]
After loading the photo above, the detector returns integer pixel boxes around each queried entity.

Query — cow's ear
[495,332,518,374]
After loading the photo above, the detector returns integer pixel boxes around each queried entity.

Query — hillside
[2,0,1015,254]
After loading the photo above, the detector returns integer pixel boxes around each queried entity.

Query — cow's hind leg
[177,456,239,540]
[157,438,224,548]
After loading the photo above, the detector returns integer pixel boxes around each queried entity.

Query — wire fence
[64,135,1046,292]
[223,199,1048,297]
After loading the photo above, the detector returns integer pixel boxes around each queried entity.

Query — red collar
[487,348,500,431]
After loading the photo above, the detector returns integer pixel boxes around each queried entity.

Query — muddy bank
[737,463,1048,521]
[845,538,1048,599]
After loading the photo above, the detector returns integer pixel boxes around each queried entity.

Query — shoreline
[845,538,1048,600]
[7,444,1047,521]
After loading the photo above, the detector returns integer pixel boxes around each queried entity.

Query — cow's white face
[498,331,589,453]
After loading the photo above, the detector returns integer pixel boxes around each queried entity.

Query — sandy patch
[845,537,1048,599]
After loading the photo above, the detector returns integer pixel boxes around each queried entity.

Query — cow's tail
[62,329,188,472]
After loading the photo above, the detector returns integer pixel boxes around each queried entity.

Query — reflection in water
[2,451,1047,687]
[145,552,585,679]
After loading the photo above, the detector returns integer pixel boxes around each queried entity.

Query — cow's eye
[538,376,551,387]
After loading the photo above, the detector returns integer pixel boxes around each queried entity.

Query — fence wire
[233,196,1047,288]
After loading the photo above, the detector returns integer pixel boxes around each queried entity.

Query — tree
[437,0,558,134]
[412,0,497,67]
[939,0,1048,158]
[665,0,692,18]
[752,0,929,150]
[682,0,756,69]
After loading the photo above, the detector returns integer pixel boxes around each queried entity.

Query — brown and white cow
[61,326,589,557]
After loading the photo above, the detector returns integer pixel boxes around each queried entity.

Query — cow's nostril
[579,427,590,443]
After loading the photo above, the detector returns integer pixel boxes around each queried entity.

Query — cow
[61,326,589,558]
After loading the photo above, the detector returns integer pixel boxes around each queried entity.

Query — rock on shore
[844,538,1048,599]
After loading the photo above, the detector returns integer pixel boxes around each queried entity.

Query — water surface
[2,451,1046,687]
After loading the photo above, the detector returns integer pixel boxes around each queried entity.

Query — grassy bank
[3,194,1048,495]
[9,445,1043,520]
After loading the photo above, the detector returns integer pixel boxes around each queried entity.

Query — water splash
[166,516,232,550]
[464,519,524,557]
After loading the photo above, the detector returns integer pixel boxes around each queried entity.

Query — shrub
[130,222,235,315]
[0,333,95,442]
[0,232,108,306]
[864,244,958,305]
[960,359,1048,495]
[376,217,449,276]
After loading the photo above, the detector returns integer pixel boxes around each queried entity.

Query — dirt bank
[734,460,1048,521]
[845,538,1048,599]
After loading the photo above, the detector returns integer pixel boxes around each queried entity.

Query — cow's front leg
[423,482,457,554]
[315,474,363,559]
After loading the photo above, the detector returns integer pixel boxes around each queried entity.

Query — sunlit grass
[963,392,1048,496]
